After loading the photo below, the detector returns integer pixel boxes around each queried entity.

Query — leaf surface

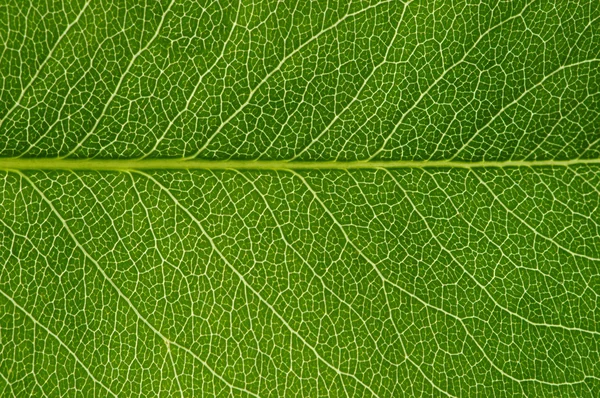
[1,0,599,396]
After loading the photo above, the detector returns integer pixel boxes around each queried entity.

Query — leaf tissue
[1,0,599,396]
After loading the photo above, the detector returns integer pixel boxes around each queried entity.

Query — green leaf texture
[1,0,599,160]
[1,0,600,396]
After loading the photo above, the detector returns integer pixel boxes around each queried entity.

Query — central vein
[0,158,598,170]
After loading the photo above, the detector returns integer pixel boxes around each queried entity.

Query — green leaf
[1,0,599,396]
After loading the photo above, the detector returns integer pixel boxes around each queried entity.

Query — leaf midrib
[0,158,599,170]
